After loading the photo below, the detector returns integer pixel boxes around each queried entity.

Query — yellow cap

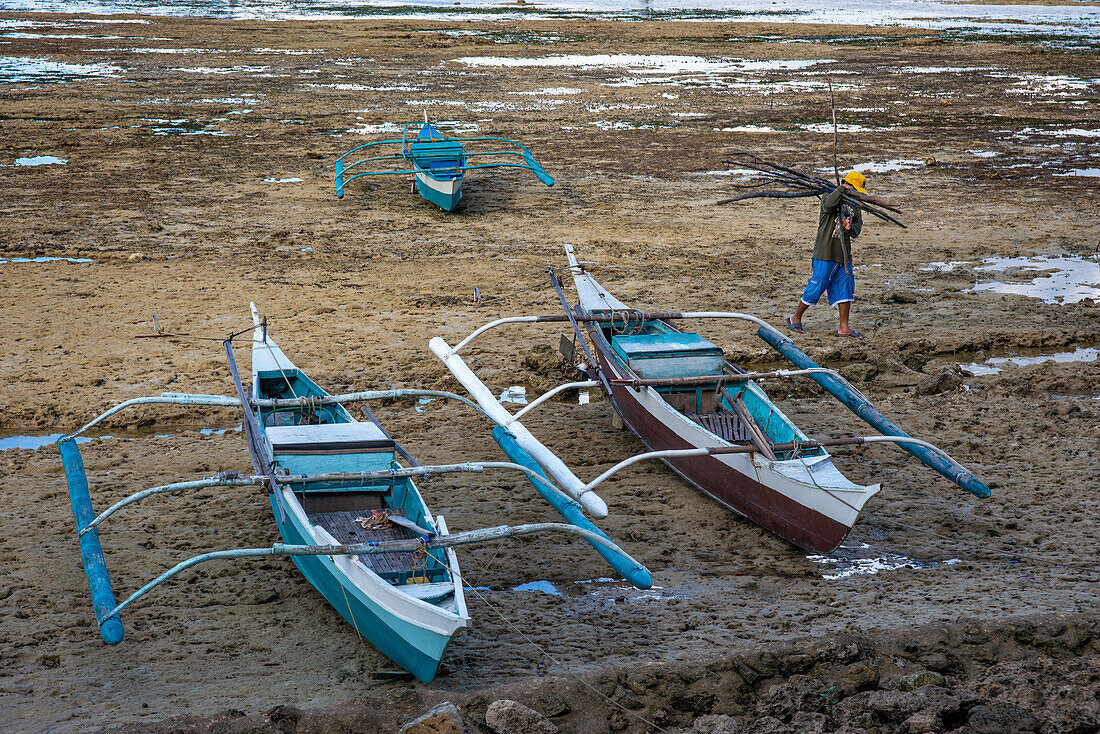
[843,170,867,193]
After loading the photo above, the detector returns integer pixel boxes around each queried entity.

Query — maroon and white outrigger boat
[431,245,989,554]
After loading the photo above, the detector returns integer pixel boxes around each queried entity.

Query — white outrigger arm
[430,336,610,518]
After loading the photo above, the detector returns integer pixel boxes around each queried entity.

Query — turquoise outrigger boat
[334,118,554,211]
[57,306,648,681]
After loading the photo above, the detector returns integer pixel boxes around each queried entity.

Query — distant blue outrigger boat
[57,305,648,681]
[334,119,554,211]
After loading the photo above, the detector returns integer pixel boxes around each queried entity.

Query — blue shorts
[801,259,854,308]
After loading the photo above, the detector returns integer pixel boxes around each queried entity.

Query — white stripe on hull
[415,171,461,196]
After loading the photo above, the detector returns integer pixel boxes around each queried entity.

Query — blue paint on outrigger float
[334,121,554,211]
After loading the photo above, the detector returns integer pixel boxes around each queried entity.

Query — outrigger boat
[58,305,648,682]
[333,117,554,211]
[430,245,990,554]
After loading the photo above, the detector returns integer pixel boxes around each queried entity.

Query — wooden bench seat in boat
[686,411,754,444]
[265,422,398,475]
[307,508,428,578]
[263,422,395,455]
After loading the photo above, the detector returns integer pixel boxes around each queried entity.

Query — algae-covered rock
[897,670,946,692]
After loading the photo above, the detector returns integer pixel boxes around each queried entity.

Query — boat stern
[415,171,463,211]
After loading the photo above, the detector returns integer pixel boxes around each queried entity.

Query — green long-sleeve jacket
[812,184,862,264]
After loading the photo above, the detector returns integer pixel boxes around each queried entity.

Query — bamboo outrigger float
[430,245,989,554]
[334,118,554,211]
[58,305,648,681]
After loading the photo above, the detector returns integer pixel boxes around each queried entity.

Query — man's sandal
[785,317,805,334]
[834,330,863,339]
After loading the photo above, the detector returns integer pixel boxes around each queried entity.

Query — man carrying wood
[786,170,866,339]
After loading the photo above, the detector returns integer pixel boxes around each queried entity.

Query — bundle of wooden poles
[716,152,906,228]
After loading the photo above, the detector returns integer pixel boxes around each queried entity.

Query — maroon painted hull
[591,332,853,553]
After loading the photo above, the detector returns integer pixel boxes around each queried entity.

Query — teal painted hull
[271,496,453,682]
[414,174,463,212]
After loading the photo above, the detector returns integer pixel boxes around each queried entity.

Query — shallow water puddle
[12,155,66,166]
[960,346,1099,376]
[348,121,404,135]
[0,433,108,450]
[0,255,91,263]
[590,120,667,131]
[452,54,832,89]
[807,543,960,580]
[845,159,924,173]
[1053,168,1100,178]
[799,122,890,134]
[512,580,561,595]
[0,425,239,450]
[971,255,1100,305]
[0,55,121,84]
[715,124,779,133]
[413,397,434,413]
[453,54,827,72]
[173,65,269,75]
[137,118,228,136]
[262,177,303,183]
[692,168,757,177]
[509,86,585,96]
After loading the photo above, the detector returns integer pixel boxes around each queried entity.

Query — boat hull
[414,170,463,211]
[272,494,459,682]
[591,334,862,553]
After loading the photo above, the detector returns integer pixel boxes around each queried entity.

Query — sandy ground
[0,13,1098,733]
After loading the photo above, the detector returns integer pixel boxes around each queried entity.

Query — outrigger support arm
[102,522,647,623]
[757,328,991,498]
[253,388,489,420]
[279,461,582,509]
[445,312,786,355]
[63,393,243,441]
[62,388,493,442]
[579,435,975,495]
[507,381,600,424]
[79,475,268,537]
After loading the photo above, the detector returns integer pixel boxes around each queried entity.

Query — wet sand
[0,12,1098,733]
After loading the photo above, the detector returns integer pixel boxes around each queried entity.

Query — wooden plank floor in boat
[686,411,753,443]
[307,510,422,575]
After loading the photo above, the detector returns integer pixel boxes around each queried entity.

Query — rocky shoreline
[108,612,1099,733]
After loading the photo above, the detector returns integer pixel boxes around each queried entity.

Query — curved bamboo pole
[103,522,645,623]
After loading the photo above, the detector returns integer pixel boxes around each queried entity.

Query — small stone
[925,156,937,166]
[693,713,742,733]
[128,252,146,262]
[398,702,473,734]
[897,670,946,692]
[253,589,279,604]
[840,661,880,695]
[916,370,962,396]
[267,704,302,732]
[840,362,879,383]
[533,691,570,718]
[968,702,1041,734]
[880,289,919,304]
[485,700,558,734]
[901,710,937,733]
[612,685,643,710]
